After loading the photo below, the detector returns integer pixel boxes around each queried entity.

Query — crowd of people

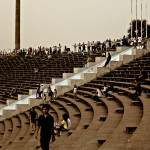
[0,35,139,58]
[36,84,57,104]
[131,37,147,49]
[16,37,131,57]
[0,36,149,59]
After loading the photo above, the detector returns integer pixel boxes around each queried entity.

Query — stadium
[0,0,150,150]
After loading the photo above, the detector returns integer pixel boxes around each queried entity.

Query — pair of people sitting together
[93,83,114,102]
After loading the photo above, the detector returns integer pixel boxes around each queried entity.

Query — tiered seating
[98,92,143,149]
[51,93,96,149]
[0,118,13,148]
[50,51,150,149]
[78,52,149,149]
[71,91,123,150]
[0,112,30,150]
[0,52,101,103]
[126,95,150,149]
[1,50,150,149]
[0,101,72,150]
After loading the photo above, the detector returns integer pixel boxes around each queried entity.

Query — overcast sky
[0,0,150,50]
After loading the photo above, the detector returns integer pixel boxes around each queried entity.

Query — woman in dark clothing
[29,107,38,131]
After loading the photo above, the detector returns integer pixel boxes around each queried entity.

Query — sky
[0,0,150,50]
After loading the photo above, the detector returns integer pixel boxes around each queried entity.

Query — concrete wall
[132,48,150,59]
[116,46,129,52]
[6,100,18,105]
[86,62,96,67]
[0,99,42,120]
[68,79,84,88]
[2,110,16,118]
[18,94,28,100]
[81,73,97,83]
[109,61,123,70]
[95,57,106,63]
[74,68,85,73]
[56,85,71,96]
[52,78,63,84]
[29,89,36,96]
[28,98,43,106]
[15,104,29,112]
[93,67,111,77]
[119,55,135,64]
[63,73,76,79]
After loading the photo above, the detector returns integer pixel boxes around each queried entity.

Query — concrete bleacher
[0,52,101,103]
[0,42,150,149]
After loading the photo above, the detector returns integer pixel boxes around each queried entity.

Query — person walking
[35,104,55,150]
[103,53,111,67]
[29,107,38,131]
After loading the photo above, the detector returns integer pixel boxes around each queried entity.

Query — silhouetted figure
[35,104,55,150]
[104,53,111,67]
[132,83,142,100]
[29,107,38,131]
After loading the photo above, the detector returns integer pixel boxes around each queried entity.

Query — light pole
[131,0,133,39]
[141,0,143,39]
[146,0,148,38]
[136,0,138,39]
[15,0,21,51]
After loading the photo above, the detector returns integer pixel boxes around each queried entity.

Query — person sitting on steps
[56,113,71,136]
